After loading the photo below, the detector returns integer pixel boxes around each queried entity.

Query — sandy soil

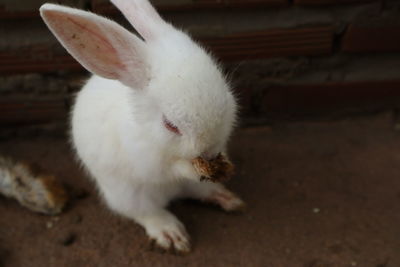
[0,113,399,267]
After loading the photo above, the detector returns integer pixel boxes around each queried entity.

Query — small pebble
[350,261,357,266]
[46,221,53,229]
[313,208,320,214]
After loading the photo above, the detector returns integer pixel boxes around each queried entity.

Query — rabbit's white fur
[40,0,244,253]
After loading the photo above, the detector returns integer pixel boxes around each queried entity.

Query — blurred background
[1,0,400,135]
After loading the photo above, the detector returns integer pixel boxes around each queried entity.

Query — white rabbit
[40,0,245,253]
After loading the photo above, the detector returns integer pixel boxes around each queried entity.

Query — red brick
[294,0,377,5]
[223,0,286,7]
[0,1,88,20]
[0,97,67,125]
[261,80,400,115]
[0,46,82,75]
[342,24,400,53]
[200,25,334,61]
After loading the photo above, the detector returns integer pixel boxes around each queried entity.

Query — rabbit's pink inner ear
[42,10,127,80]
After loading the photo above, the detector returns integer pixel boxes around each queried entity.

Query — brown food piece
[191,153,234,183]
[0,156,68,215]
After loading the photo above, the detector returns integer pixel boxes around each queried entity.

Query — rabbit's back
[72,76,135,179]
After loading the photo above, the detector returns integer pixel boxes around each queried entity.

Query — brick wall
[1,0,400,130]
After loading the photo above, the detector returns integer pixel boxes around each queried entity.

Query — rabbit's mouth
[191,153,234,183]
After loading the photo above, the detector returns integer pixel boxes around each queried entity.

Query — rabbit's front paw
[207,188,246,212]
[145,212,191,254]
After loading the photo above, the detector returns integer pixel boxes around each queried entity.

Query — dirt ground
[1,113,399,267]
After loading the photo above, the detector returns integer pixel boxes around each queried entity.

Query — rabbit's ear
[110,0,170,41]
[40,4,149,88]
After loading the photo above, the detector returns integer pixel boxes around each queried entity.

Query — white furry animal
[40,0,244,253]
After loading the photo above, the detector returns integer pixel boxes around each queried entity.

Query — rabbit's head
[40,0,237,160]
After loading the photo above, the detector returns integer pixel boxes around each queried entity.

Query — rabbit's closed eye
[163,115,181,135]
